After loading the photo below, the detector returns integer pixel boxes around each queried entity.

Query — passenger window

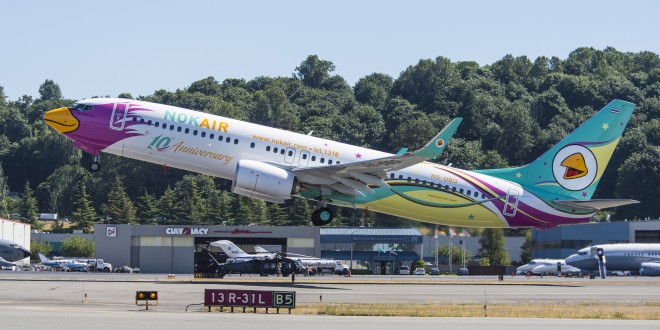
[390,173,395,179]
[177,126,182,132]
[210,134,214,139]
[474,191,479,198]
[218,135,223,141]
[429,182,434,188]
[280,149,285,155]
[311,156,316,161]
[163,124,168,130]
[155,122,159,127]
[452,187,456,192]
[467,190,471,196]
[250,142,255,148]
[288,150,293,156]
[459,188,464,194]
[422,180,426,186]
[266,146,271,151]
[328,160,333,164]
[226,137,231,143]
[234,139,239,145]
[415,178,419,184]
[481,193,486,199]
[274,147,279,153]
[399,175,404,180]
[320,158,325,163]
[407,177,411,183]
[170,125,174,131]
[302,154,307,159]
[185,128,189,134]
[193,130,198,136]
[201,132,206,137]
[140,118,145,124]
[132,117,137,122]
[336,161,340,164]
[147,120,152,125]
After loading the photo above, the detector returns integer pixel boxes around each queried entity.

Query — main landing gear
[90,155,100,172]
[312,201,334,226]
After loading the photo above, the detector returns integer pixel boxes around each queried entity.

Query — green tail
[476,99,635,201]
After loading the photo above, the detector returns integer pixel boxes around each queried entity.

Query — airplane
[37,253,89,271]
[0,239,31,269]
[210,240,281,261]
[529,260,582,276]
[565,243,660,276]
[254,245,348,275]
[515,258,562,274]
[44,98,639,228]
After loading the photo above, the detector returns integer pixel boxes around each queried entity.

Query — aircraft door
[502,189,519,217]
[284,147,296,163]
[298,150,310,166]
[110,103,128,130]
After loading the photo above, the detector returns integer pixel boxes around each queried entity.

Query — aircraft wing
[553,199,640,211]
[292,118,462,197]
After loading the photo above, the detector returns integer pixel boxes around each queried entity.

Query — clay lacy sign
[165,227,209,235]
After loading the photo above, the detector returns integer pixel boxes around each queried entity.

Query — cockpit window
[71,103,93,111]
[577,251,588,255]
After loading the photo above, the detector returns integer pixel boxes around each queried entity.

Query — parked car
[414,267,426,275]
[457,267,469,276]
[114,265,134,273]
[429,267,440,275]
[398,266,411,275]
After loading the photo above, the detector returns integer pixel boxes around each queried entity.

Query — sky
[1,0,659,101]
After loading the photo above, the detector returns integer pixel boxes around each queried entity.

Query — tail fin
[477,100,635,200]
[210,240,248,258]
[38,252,50,263]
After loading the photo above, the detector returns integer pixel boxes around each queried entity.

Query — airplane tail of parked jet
[38,252,50,264]
[476,99,639,211]
[210,240,268,259]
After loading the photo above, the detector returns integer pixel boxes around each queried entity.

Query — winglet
[412,117,462,159]
[395,148,408,156]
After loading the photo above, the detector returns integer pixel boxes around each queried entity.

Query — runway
[1,272,659,329]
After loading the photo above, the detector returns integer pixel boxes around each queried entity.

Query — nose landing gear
[90,155,100,172]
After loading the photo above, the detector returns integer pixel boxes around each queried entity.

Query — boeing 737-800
[44,98,638,228]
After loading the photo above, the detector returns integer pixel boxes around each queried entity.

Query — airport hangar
[90,224,530,274]
[92,224,428,274]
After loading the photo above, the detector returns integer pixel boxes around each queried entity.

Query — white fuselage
[565,243,660,272]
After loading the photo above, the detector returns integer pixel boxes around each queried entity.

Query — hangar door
[131,236,194,273]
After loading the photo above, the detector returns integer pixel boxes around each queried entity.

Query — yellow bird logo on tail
[560,153,588,179]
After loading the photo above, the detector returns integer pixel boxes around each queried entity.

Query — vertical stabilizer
[477,100,635,200]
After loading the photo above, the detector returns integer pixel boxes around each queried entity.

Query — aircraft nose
[44,107,80,133]
[21,247,32,259]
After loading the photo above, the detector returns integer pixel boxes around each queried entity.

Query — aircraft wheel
[90,162,100,172]
[311,207,334,226]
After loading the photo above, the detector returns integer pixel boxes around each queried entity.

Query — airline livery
[44,98,638,228]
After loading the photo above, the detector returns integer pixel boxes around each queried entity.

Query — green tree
[61,236,94,257]
[411,259,425,272]
[295,55,336,88]
[0,162,9,218]
[101,176,137,224]
[136,188,160,225]
[38,79,62,101]
[519,229,534,264]
[30,240,51,261]
[173,175,205,224]
[18,180,40,228]
[71,182,97,233]
[435,244,472,265]
[288,198,312,226]
[478,228,511,266]
[158,186,178,224]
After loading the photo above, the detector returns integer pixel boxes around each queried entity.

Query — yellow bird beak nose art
[560,153,588,179]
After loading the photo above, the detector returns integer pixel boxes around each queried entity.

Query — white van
[398,266,410,275]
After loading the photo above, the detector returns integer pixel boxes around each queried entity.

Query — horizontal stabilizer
[553,199,640,211]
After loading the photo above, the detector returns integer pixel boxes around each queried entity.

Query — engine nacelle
[640,262,660,276]
[231,160,299,203]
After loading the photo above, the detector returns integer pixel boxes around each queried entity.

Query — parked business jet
[516,258,562,274]
[530,260,582,276]
[44,98,638,228]
[37,253,88,271]
[0,239,31,268]
[210,240,280,261]
[565,243,660,275]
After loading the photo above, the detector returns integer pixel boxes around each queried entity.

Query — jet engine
[231,160,299,203]
[640,262,660,276]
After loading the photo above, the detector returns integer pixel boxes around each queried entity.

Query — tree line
[0,47,658,233]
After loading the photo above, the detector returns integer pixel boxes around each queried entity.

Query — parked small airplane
[530,260,582,276]
[211,240,346,274]
[0,239,31,268]
[37,253,89,271]
[44,98,638,228]
[516,258,562,274]
[565,243,660,276]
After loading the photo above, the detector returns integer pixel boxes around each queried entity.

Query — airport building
[91,224,527,274]
[532,220,660,259]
